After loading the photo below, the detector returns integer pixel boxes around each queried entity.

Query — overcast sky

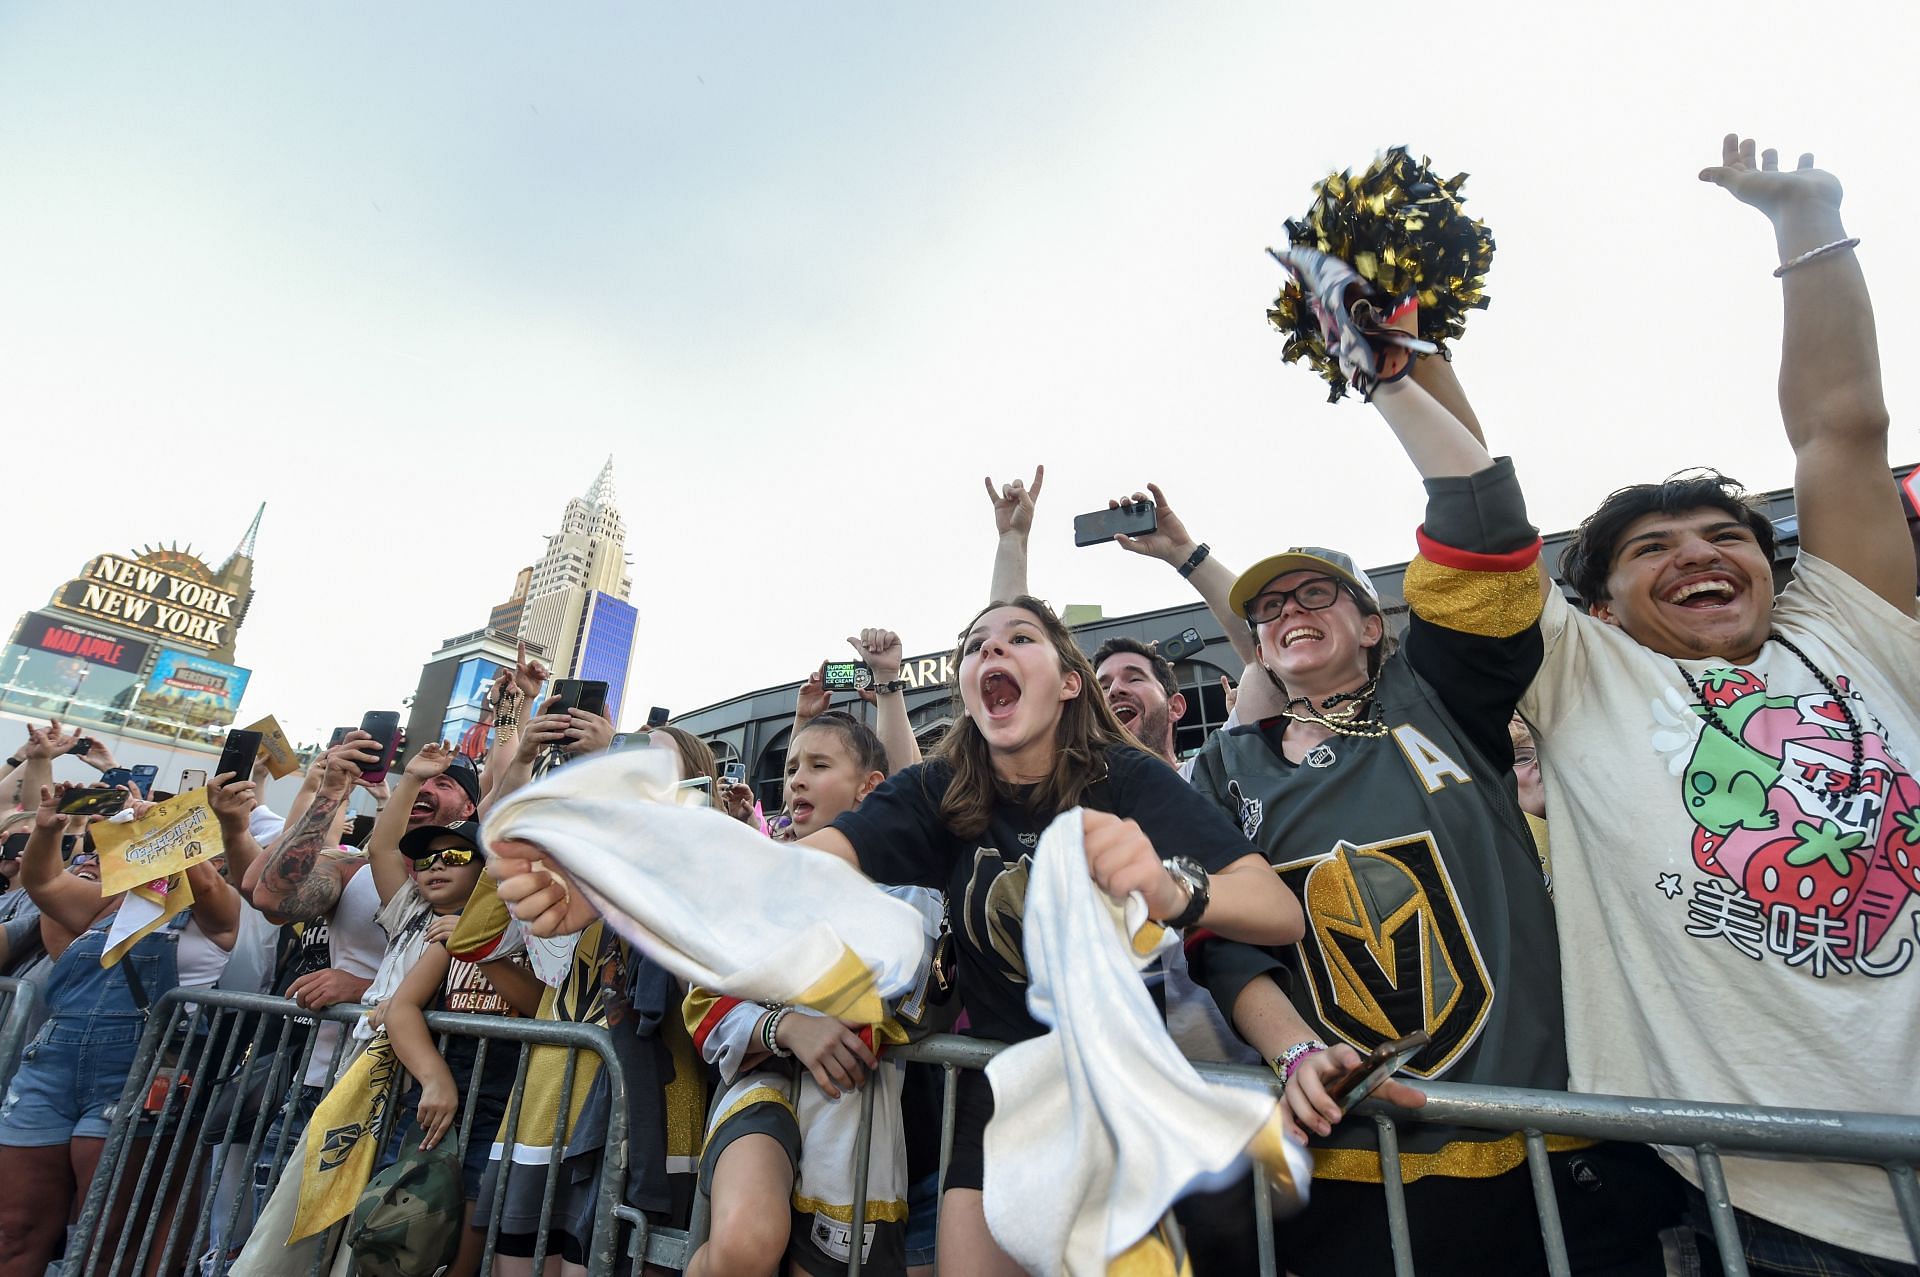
[2,3,1914,743]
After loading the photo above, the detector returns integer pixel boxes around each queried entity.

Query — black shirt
[831,743,1255,1043]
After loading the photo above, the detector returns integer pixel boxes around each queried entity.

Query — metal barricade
[881,1036,1920,1277]
[66,987,674,1277]
[59,996,1920,1276]
[0,974,39,1096]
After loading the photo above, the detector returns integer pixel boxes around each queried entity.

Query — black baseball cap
[398,819,483,860]
[441,756,483,808]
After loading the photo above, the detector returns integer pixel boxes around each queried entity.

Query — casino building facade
[674,469,1920,812]
[1,506,265,754]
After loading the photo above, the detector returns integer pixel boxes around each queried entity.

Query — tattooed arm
[247,746,364,922]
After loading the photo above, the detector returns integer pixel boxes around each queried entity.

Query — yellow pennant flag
[101,872,193,968]
[290,1033,402,1242]
[91,790,224,897]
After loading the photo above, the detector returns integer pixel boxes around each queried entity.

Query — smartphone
[0,833,25,861]
[1073,500,1157,548]
[822,661,873,692]
[646,706,670,728]
[216,730,264,784]
[1327,1030,1432,1113]
[129,764,158,798]
[327,726,350,749]
[100,767,134,788]
[551,679,609,718]
[722,760,746,785]
[179,768,208,792]
[1159,626,1205,662]
[357,711,402,784]
[57,786,129,818]
[65,738,94,758]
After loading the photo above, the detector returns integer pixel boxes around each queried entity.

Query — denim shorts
[903,1168,940,1268]
[0,1015,147,1146]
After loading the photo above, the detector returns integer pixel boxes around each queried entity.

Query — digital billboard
[143,648,251,723]
[575,592,637,725]
[14,610,152,672]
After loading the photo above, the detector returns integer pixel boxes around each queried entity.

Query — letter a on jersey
[1392,725,1473,793]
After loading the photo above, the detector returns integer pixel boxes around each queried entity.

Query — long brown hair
[933,596,1133,839]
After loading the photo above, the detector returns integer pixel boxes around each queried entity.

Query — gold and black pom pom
[1268,147,1494,402]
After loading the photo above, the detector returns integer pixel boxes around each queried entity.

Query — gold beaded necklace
[1280,677,1388,739]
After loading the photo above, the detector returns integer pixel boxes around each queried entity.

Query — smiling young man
[1093,637,1186,764]
[1519,138,1919,1273]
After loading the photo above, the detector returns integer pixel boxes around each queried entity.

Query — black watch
[3,757,19,769]
[1161,856,1211,930]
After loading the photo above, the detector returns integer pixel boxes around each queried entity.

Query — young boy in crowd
[383,820,543,1277]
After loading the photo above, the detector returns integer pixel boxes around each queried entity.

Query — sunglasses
[410,846,478,872]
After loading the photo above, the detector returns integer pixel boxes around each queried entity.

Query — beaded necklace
[1281,677,1389,740]
[1673,634,1865,797]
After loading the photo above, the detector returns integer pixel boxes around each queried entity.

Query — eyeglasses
[410,846,477,872]
[1245,577,1346,625]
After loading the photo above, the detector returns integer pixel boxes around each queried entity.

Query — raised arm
[208,772,266,888]
[22,787,108,934]
[1367,375,1496,481]
[183,856,241,951]
[851,628,922,772]
[985,465,1043,602]
[249,745,362,921]
[1700,134,1911,614]
[1108,483,1258,667]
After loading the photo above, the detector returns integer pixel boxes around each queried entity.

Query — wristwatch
[1160,856,1211,929]
[871,679,909,695]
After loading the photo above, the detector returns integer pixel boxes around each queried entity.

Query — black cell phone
[57,786,128,817]
[1073,500,1157,547]
[1159,626,1205,662]
[722,761,746,784]
[1,833,26,861]
[646,706,670,728]
[822,661,873,692]
[216,730,264,784]
[100,767,134,788]
[552,679,609,718]
[129,764,158,798]
[357,711,402,784]
[1327,1030,1431,1113]
[66,738,93,757]
[327,727,350,749]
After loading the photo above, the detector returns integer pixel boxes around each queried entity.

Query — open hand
[1699,133,1842,222]
[984,465,1044,538]
[405,741,456,782]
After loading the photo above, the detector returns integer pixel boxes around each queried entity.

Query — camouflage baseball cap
[347,1141,463,1277]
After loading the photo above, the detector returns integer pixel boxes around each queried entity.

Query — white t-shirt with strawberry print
[1522,553,1920,1263]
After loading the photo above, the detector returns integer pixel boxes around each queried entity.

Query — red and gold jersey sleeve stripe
[1403,529,1545,639]
[683,986,745,1053]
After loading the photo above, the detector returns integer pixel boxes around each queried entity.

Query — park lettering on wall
[54,554,240,650]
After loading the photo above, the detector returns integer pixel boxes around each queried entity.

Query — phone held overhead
[1074,498,1157,548]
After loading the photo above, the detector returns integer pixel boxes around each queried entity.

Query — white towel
[983,809,1308,1276]
[484,748,927,1024]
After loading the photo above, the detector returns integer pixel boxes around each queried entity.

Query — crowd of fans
[0,133,1910,1277]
